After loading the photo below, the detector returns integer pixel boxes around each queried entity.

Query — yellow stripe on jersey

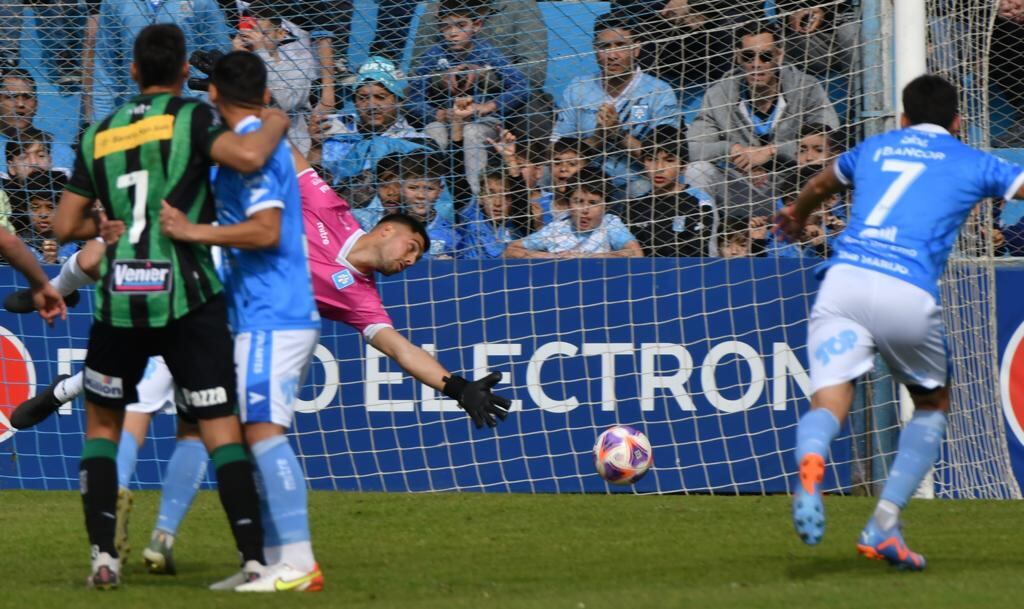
[94,115,175,159]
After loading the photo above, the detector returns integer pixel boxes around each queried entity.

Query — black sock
[214,456,265,565]
[80,442,119,558]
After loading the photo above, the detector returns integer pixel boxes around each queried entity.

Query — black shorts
[83,295,237,421]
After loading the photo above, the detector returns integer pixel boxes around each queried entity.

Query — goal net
[0,0,1019,498]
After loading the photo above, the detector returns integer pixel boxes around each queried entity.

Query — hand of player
[31,282,66,325]
[442,372,512,429]
[159,201,195,242]
[772,205,805,243]
[41,239,59,264]
[97,208,126,244]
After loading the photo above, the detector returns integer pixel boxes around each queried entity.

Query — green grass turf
[5,491,1024,608]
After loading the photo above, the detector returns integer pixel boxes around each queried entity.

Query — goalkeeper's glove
[187,49,225,92]
[442,372,511,429]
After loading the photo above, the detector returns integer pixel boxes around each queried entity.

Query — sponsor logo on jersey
[1001,321,1024,448]
[332,269,354,290]
[0,326,36,443]
[94,115,174,159]
[899,135,929,148]
[84,367,124,399]
[181,387,229,408]
[858,226,899,242]
[111,260,173,293]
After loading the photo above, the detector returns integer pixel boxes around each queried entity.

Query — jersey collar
[908,123,950,135]
[234,114,261,133]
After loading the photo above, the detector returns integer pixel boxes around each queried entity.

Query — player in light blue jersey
[159,51,323,592]
[776,75,1024,570]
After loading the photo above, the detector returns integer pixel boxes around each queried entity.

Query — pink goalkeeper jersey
[300,168,393,338]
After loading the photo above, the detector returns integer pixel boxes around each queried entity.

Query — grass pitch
[5,491,1023,608]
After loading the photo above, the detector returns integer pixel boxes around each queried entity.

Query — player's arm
[207,108,291,174]
[0,227,66,323]
[368,326,511,429]
[159,201,281,249]
[53,189,99,242]
[774,162,847,242]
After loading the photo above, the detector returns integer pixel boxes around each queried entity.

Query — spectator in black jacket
[626,125,717,256]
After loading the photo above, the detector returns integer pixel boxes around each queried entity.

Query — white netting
[0,0,1018,498]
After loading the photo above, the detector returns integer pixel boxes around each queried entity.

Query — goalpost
[0,0,1018,499]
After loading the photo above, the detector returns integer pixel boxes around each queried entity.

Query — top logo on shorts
[332,269,354,291]
[1000,321,1024,447]
[111,260,173,293]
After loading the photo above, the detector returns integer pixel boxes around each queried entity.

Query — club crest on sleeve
[332,269,355,290]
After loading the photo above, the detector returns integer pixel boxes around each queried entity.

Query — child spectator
[5,128,62,181]
[9,171,78,263]
[489,129,555,230]
[627,125,717,256]
[397,151,459,259]
[459,167,533,259]
[352,152,404,232]
[553,12,679,199]
[505,166,643,258]
[408,0,530,194]
[796,123,841,168]
[234,0,318,154]
[549,138,595,222]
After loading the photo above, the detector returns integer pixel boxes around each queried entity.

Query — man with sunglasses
[688,22,838,220]
[553,11,679,199]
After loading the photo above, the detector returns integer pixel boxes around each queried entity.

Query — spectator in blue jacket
[89,0,231,118]
[459,167,533,259]
[408,0,529,195]
[553,12,679,199]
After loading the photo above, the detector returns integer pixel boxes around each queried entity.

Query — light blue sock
[795,408,841,464]
[116,430,139,490]
[880,410,948,511]
[253,435,312,568]
[154,439,208,536]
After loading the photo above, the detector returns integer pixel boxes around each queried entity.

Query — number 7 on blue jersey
[864,159,926,227]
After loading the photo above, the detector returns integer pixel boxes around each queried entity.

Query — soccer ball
[593,425,653,485]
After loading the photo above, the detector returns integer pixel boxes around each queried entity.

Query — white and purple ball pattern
[593,425,653,485]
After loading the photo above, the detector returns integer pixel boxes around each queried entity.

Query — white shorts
[125,356,176,415]
[808,264,948,394]
[235,328,319,428]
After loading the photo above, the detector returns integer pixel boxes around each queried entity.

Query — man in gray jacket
[687,22,838,220]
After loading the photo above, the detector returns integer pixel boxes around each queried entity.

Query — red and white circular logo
[0,325,36,443]
[1000,320,1024,448]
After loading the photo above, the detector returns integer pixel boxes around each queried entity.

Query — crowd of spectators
[1,0,1021,262]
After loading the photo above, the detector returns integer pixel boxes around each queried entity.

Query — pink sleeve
[310,260,393,336]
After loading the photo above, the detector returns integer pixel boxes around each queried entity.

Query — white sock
[54,371,84,403]
[264,544,282,566]
[278,541,315,572]
[873,499,901,531]
[50,252,94,296]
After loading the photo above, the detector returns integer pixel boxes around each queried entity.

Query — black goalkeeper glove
[442,372,511,429]
[187,49,225,92]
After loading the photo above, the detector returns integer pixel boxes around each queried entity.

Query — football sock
[50,251,93,295]
[154,439,207,536]
[795,408,840,464]
[253,435,315,572]
[873,499,901,531]
[53,371,84,404]
[878,409,947,519]
[115,430,138,490]
[211,443,264,565]
[80,438,119,557]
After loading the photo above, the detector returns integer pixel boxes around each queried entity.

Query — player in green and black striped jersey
[51,24,288,590]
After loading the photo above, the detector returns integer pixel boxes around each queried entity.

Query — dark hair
[593,11,637,40]
[733,21,779,49]
[1,68,36,95]
[902,74,958,129]
[719,215,750,246]
[211,51,268,107]
[568,166,610,202]
[550,138,597,162]
[376,152,404,180]
[398,150,446,181]
[640,125,688,164]
[133,24,187,88]
[438,0,490,19]
[7,170,65,234]
[480,167,532,237]
[377,212,431,254]
[5,127,52,163]
[798,123,846,157]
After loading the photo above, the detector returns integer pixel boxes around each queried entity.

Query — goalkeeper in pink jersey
[296,148,510,428]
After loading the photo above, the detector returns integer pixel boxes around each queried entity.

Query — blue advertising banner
[0,259,851,494]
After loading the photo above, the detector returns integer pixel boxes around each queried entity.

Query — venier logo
[111,260,173,293]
